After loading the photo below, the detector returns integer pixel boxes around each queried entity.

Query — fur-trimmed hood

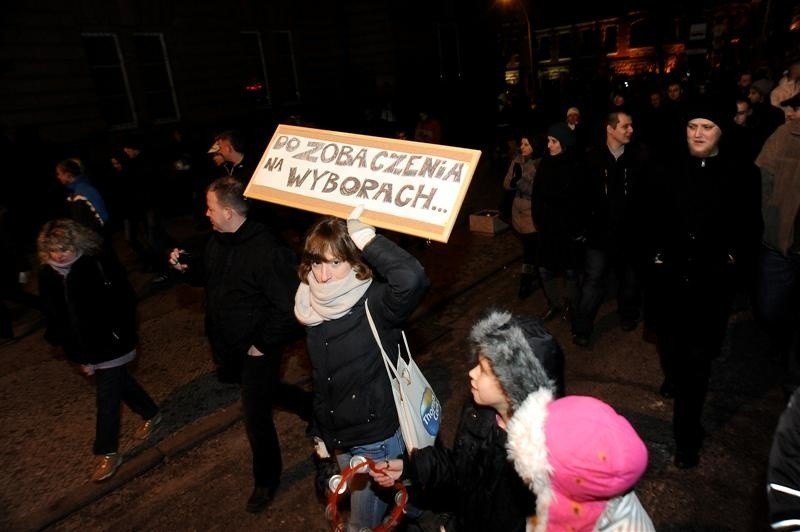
[469,309,564,408]
[507,393,649,532]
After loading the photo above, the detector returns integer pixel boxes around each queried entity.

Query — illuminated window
[629,19,656,48]
[604,26,618,53]
[80,33,136,128]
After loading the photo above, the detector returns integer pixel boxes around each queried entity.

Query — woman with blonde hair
[37,219,160,482]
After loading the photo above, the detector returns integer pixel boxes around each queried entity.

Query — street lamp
[501,0,535,100]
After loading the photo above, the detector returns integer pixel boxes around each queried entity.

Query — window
[662,19,680,44]
[538,36,551,61]
[604,26,618,53]
[557,33,573,59]
[81,33,136,128]
[629,19,657,48]
[266,31,300,104]
[132,33,180,122]
[580,29,595,56]
[437,22,463,81]
[241,31,271,106]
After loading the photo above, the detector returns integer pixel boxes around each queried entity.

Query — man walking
[572,111,648,347]
[643,98,755,468]
[169,177,300,512]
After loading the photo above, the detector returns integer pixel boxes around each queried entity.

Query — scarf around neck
[48,252,82,277]
[294,269,372,326]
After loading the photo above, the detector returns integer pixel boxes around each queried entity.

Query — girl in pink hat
[507,391,654,531]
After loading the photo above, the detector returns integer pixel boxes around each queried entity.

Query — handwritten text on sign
[244,125,480,242]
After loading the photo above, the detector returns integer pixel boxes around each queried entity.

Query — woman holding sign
[294,206,429,531]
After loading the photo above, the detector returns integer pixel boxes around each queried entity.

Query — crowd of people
[1,53,799,530]
[498,58,800,527]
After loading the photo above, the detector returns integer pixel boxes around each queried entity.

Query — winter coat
[642,150,754,339]
[406,403,536,532]
[756,120,800,256]
[202,218,300,377]
[532,152,587,270]
[583,142,649,254]
[768,386,800,529]
[305,235,428,450]
[39,253,137,365]
[503,155,540,234]
[507,392,654,532]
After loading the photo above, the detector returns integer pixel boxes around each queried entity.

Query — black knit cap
[686,96,735,132]
[546,122,577,150]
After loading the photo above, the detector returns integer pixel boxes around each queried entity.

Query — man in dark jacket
[169,177,301,513]
[572,111,648,347]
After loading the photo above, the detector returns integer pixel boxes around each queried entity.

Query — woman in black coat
[294,207,429,531]
[38,219,160,483]
[532,122,587,321]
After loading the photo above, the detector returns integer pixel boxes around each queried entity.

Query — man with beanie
[749,79,786,149]
[771,59,800,120]
[370,309,565,532]
[643,96,758,468]
[755,93,800,397]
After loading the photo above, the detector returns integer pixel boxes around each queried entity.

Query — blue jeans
[573,247,640,336]
[335,429,404,532]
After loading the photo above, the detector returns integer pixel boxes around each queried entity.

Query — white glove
[247,345,264,357]
[347,206,375,250]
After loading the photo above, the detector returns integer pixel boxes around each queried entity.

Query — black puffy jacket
[202,218,300,372]
[305,235,429,450]
[407,404,536,532]
[39,254,137,364]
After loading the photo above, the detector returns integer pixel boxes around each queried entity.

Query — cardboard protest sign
[244,124,481,243]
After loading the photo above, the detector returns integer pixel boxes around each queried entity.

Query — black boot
[518,273,534,299]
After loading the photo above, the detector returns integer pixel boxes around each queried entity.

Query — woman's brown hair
[298,217,372,284]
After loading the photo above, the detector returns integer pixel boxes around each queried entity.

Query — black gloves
[510,163,523,189]
[314,454,340,499]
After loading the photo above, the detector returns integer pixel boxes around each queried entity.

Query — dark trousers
[520,232,539,269]
[573,246,640,336]
[94,363,159,455]
[757,247,800,393]
[241,352,282,489]
[658,336,714,454]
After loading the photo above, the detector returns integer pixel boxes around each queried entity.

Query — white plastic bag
[365,300,441,450]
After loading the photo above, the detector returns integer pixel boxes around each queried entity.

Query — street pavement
[0,155,521,531]
[0,154,788,531]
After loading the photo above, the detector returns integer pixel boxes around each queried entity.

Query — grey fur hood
[469,309,564,408]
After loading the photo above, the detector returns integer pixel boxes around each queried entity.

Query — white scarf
[294,269,372,326]
[47,252,82,277]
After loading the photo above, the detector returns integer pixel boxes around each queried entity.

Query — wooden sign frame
[244,124,481,243]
